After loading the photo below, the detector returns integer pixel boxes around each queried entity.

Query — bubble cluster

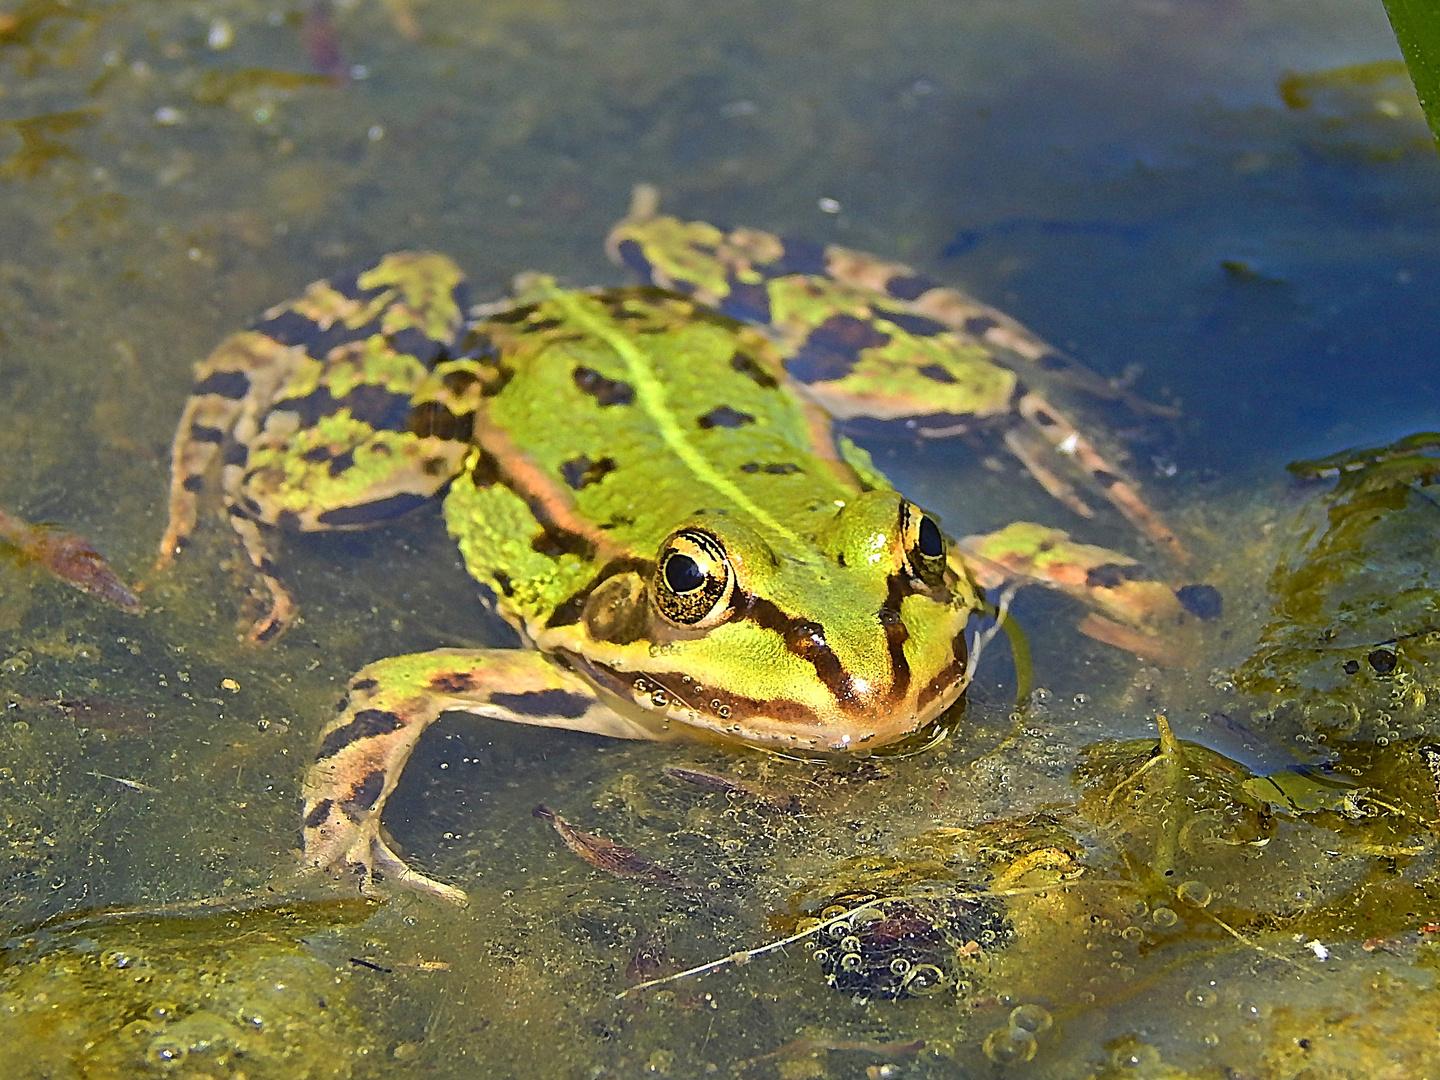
[803,891,1010,1000]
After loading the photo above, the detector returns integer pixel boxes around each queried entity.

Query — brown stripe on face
[743,595,857,705]
[917,627,969,713]
[881,573,913,705]
[315,708,403,761]
[556,650,827,736]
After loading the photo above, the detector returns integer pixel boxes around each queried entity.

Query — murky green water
[2,1,1439,1077]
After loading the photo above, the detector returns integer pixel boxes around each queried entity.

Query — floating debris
[0,506,142,613]
[533,805,690,890]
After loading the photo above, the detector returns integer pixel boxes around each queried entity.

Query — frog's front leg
[302,648,663,904]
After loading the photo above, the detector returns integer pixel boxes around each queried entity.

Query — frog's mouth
[555,645,971,755]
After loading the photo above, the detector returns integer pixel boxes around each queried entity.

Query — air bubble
[840,952,863,971]
[904,964,946,995]
[1150,906,1178,927]
[1176,880,1212,907]
[889,957,912,976]
[982,1026,1037,1065]
[146,1037,188,1068]
[1111,1042,1161,1069]
[1186,986,1218,1009]
[1009,1003,1053,1033]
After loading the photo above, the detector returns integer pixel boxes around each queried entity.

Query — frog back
[442,287,869,627]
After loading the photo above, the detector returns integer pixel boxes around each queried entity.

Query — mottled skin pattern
[159,192,1213,903]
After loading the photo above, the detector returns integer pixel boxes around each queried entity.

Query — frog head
[541,490,978,754]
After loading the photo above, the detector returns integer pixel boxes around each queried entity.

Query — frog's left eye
[901,503,948,588]
[654,530,736,628]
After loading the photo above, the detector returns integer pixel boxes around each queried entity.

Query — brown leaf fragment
[0,507,143,613]
[533,804,689,889]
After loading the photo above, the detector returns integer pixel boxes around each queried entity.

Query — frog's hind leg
[957,522,1221,665]
[158,253,478,641]
[302,649,661,904]
[1009,387,1188,561]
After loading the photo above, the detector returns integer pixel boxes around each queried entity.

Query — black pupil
[917,516,943,558]
[665,553,706,594]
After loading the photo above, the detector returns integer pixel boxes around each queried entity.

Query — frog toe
[367,834,470,906]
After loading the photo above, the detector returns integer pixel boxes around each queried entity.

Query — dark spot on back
[740,462,801,475]
[886,274,938,301]
[492,688,593,719]
[964,316,999,337]
[1343,659,1361,675]
[315,708,403,761]
[918,364,956,384]
[786,314,892,384]
[730,351,779,388]
[302,446,332,463]
[429,671,476,694]
[530,524,596,560]
[1038,352,1070,371]
[190,424,225,444]
[316,492,429,526]
[182,475,204,493]
[560,455,617,490]
[883,311,949,337]
[193,370,251,399]
[1175,583,1223,620]
[718,278,772,325]
[574,366,635,407]
[698,405,755,429]
[327,449,356,477]
[1092,470,1119,489]
[223,442,249,467]
[1368,648,1398,675]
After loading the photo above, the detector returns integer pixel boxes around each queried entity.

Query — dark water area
[1,1,1438,1077]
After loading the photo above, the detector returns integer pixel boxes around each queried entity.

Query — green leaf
[1382,0,1440,149]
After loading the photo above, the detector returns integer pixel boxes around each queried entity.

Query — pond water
[1,1,1439,1077]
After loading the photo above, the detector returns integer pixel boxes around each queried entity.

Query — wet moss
[1236,433,1440,735]
[0,898,381,1080]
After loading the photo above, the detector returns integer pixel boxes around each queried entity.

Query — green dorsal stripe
[549,289,804,546]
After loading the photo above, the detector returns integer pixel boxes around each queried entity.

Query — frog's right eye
[654,529,736,629]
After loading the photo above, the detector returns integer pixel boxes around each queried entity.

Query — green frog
[158,187,1206,903]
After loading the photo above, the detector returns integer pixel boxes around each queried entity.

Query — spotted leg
[302,648,665,904]
[606,187,1186,560]
[957,522,1221,665]
[158,253,483,640]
